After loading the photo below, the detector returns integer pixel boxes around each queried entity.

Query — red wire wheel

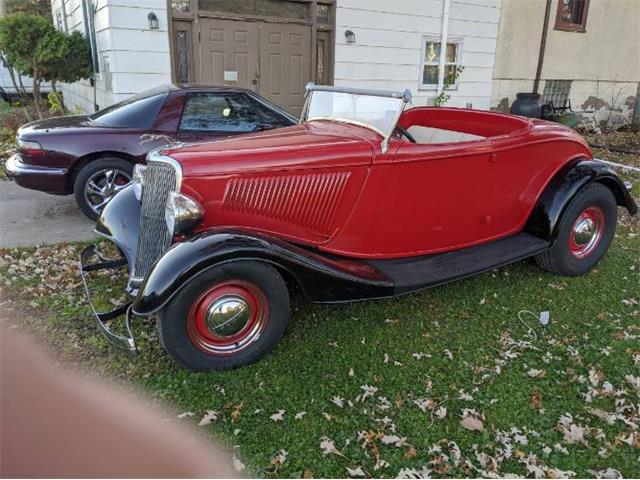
[568,206,605,259]
[186,280,269,355]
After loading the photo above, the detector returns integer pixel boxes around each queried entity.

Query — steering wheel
[395,125,417,143]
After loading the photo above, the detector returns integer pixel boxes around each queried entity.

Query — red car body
[80,84,636,371]
[164,107,591,258]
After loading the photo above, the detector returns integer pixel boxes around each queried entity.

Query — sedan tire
[158,261,290,371]
[73,157,133,220]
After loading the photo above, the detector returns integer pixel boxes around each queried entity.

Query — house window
[555,0,589,32]
[420,38,460,89]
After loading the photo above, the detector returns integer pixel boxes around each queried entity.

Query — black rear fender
[525,159,637,243]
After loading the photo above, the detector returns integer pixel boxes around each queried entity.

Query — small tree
[433,65,465,107]
[0,14,92,117]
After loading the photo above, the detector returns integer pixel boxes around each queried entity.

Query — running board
[368,233,549,295]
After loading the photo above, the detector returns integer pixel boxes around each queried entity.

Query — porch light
[344,29,355,44]
[148,12,159,30]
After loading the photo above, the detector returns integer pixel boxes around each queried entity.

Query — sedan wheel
[84,169,131,215]
[73,157,134,220]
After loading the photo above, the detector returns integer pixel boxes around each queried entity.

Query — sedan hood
[161,121,379,177]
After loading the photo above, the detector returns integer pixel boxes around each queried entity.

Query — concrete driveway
[0,181,97,248]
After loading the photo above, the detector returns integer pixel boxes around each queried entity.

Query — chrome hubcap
[83,168,131,214]
[569,207,604,259]
[205,295,251,337]
[573,217,596,245]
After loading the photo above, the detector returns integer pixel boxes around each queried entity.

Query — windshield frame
[300,83,412,153]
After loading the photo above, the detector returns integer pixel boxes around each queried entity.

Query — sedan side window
[179,93,261,133]
[249,97,296,127]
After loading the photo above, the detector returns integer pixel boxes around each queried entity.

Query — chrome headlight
[132,164,146,201]
[165,191,204,235]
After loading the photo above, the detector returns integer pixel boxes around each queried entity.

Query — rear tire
[535,183,617,276]
[158,261,290,371]
[73,157,133,221]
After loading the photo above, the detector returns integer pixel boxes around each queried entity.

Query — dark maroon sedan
[5,85,297,219]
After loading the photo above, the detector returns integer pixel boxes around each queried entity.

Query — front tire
[158,261,290,371]
[535,183,617,276]
[73,157,133,221]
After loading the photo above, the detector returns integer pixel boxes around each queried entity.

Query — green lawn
[1,220,638,478]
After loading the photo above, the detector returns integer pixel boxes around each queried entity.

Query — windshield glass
[305,90,405,137]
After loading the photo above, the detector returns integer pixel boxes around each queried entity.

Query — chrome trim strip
[5,154,67,175]
[307,117,387,138]
[147,147,183,189]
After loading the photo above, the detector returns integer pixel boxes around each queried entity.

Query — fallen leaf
[346,466,366,478]
[320,436,346,458]
[460,409,484,432]
[270,409,285,422]
[198,410,218,426]
[530,388,543,410]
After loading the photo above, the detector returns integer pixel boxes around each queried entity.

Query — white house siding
[50,0,171,113]
[334,0,501,110]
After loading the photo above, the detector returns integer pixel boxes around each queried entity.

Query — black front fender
[132,230,394,315]
[95,184,141,272]
[525,159,637,243]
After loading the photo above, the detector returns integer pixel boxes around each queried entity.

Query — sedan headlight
[165,191,204,235]
[132,164,146,201]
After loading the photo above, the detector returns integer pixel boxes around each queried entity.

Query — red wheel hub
[568,206,605,259]
[187,281,269,355]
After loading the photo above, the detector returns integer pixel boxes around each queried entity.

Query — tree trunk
[32,60,42,119]
[16,72,29,101]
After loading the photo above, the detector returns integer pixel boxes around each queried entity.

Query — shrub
[0,14,92,118]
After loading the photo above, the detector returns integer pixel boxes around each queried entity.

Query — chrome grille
[132,161,178,281]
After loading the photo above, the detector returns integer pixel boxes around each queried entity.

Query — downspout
[436,0,451,96]
[533,0,552,93]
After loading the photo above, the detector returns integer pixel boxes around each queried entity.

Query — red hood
[161,121,378,177]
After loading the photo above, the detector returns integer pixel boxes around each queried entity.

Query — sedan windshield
[305,90,406,138]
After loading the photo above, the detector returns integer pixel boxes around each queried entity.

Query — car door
[370,138,496,256]
[176,92,267,142]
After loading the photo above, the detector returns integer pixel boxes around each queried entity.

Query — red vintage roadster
[80,84,637,371]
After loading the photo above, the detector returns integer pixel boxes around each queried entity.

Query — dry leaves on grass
[270,409,285,422]
[320,437,347,458]
[460,409,484,432]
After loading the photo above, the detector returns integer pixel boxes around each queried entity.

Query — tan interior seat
[406,125,486,144]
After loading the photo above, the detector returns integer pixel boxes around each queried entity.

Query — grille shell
[132,161,179,282]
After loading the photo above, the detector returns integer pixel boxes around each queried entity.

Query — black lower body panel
[368,232,548,296]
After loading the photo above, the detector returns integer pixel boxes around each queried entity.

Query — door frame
[167,0,335,87]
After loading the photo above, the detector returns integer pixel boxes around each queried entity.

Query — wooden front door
[258,22,311,114]
[199,18,260,92]
[197,18,311,115]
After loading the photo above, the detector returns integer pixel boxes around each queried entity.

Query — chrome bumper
[79,244,138,353]
[5,153,67,177]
